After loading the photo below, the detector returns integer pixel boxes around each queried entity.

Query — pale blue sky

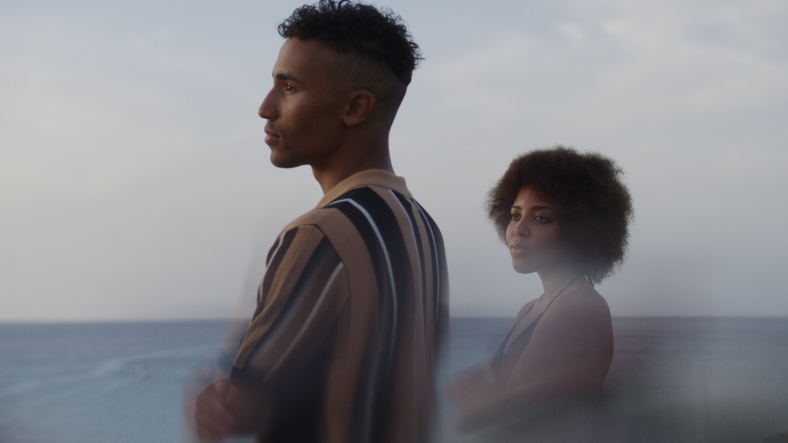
[2,0,787,321]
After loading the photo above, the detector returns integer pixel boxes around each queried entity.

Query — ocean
[1,318,786,442]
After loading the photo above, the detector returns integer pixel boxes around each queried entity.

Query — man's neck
[313,159,394,195]
[312,141,393,194]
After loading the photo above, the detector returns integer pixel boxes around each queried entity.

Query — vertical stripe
[266,233,284,267]
[327,187,415,443]
[266,262,345,377]
[412,199,444,323]
[243,234,342,376]
[392,191,429,353]
[327,198,395,443]
[390,190,422,267]
[332,196,400,350]
[257,229,298,310]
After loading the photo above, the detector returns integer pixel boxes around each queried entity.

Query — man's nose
[258,91,276,120]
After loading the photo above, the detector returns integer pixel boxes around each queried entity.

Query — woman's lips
[509,243,529,255]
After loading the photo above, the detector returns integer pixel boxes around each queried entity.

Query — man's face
[258,38,347,169]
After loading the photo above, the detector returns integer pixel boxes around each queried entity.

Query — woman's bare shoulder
[533,285,613,342]
[552,284,611,320]
[515,297,539,319]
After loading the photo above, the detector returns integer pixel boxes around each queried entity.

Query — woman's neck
[538,267,585,298]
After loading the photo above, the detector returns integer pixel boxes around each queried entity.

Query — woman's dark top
[491,275,585,384]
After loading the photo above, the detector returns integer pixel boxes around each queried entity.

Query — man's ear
[343,90,375,127]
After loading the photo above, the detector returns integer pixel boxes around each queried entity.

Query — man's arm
[193,380,237,440]
[193,378,270,440]
[192,225,349,440]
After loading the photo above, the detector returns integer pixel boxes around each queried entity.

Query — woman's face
[505,186,568,275]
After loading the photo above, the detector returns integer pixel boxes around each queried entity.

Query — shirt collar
[318,169,411,208]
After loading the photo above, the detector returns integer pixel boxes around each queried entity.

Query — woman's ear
[343,90,375,127]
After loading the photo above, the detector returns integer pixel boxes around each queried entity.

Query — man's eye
[284,84,295,92]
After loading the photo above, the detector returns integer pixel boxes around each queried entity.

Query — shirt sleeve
[231,224,349,387]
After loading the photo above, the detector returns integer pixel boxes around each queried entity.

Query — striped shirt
[231,169,449,443]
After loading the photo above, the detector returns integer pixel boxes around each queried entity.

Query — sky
[2,0,787,321]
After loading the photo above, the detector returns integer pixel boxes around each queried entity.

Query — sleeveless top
[491,275,585,384]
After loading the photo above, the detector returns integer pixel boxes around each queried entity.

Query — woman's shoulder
[561,283,609,310]
[514,297,539,319]
[542,284,612,330]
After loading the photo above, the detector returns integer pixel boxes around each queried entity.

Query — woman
[448,146,633,429]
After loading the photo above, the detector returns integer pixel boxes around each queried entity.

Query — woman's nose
[512,221,529,237]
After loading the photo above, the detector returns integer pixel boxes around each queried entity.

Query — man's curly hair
[487,146,633,283]
[278,0,422,86]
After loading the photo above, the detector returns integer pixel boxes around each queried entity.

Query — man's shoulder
[283,184,415,247]
[282,181,442,258]
[315,184,413,223]
[281,188,383,248]
[287,204,347,231]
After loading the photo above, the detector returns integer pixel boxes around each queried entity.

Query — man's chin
[269,153,305,169]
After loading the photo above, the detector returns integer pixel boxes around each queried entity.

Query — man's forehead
[272,37,341,79]
[278,38,338,63]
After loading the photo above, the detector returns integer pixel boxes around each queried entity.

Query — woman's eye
[284,84,295,92]
[510,213,521,222]
[534,215,549,223]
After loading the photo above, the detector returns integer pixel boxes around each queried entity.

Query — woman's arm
[446,364,499,404]
[453,291,613,429]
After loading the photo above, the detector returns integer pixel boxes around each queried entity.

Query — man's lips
[264,127,280,144]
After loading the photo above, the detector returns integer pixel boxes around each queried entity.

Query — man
[192,1,448,442]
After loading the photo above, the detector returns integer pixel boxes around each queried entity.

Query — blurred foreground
[1,318,787,442]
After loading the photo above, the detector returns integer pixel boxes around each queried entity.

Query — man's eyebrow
[274,72,298,82]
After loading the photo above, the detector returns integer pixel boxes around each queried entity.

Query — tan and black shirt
[231,169,449,443]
